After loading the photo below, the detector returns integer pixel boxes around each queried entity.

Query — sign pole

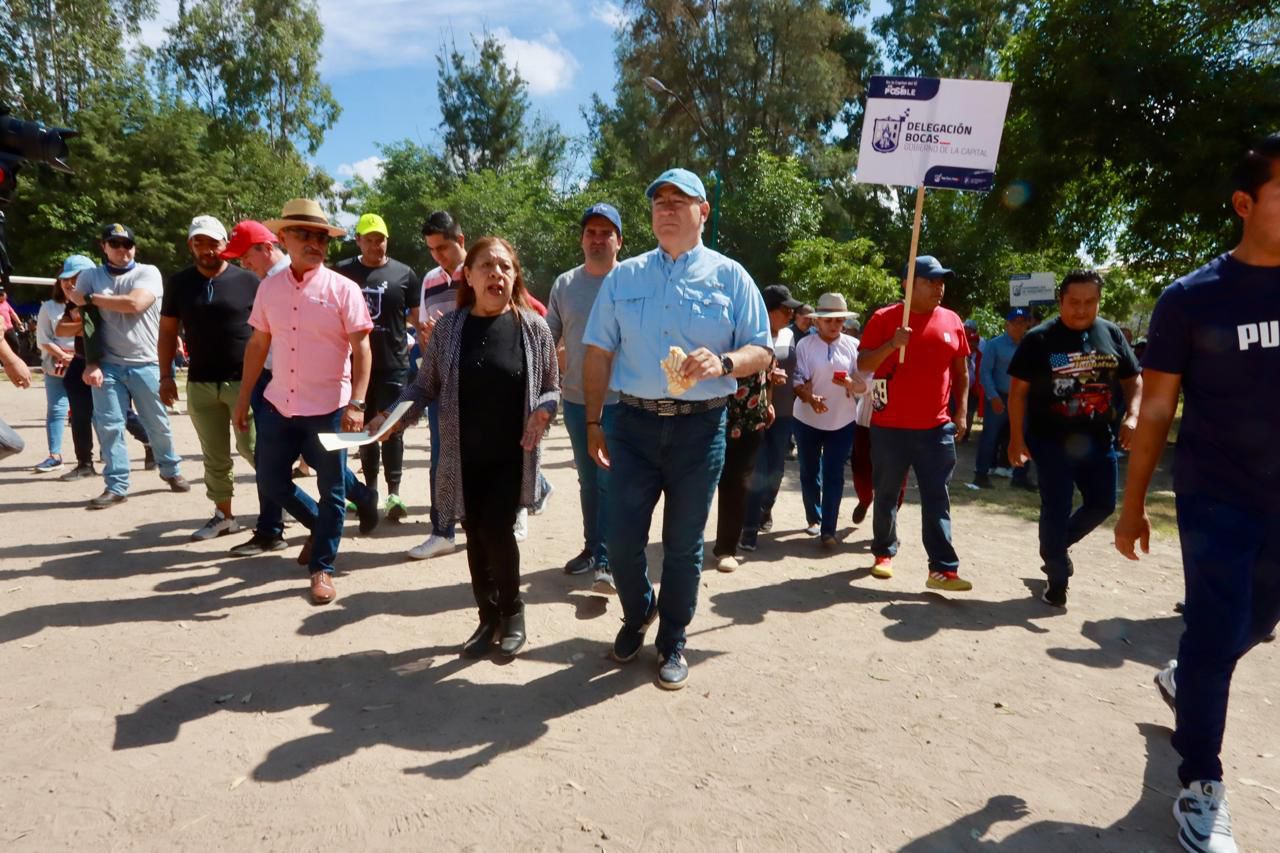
[899,183,926,363]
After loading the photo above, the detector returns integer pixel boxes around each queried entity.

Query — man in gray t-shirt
[546,203,623,591]
[68,223,188,508]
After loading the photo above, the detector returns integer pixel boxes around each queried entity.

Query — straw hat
[812,292,855,319]
[264,198,347,238]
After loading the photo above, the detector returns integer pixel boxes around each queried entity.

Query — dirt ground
[1,378,1277,852]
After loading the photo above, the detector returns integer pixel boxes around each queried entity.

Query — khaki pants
[187,380,255,504]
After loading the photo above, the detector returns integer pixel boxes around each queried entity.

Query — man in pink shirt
[233,199,377,604]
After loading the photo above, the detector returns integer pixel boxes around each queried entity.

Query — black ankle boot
[462,620,498,657]
[498,610,526,657]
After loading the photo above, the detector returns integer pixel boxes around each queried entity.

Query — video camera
[0,104,77,284]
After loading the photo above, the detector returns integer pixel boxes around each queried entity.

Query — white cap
[188,215,228,242]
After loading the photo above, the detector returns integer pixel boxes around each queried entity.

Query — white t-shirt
[36,299,76,374]
[792,332,861,431]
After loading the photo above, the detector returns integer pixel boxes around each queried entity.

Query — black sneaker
[229,531,288,557]
[1041,581,1068,607]
[564,549,595,575]
[972,473,994,489]
[356,487,380,534]
[60,462,97,481]
[760,511,773,532]
[658,650,689,690]
[162,474,191,493]
[851,501,869,524]
[143,446,155,470]
[611,604,658,663]
[88,490,127,510]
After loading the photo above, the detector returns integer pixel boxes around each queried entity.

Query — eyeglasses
[106,240,134,249]
[283,228,331,245]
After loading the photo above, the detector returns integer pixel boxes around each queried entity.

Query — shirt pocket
[681,291,733,345]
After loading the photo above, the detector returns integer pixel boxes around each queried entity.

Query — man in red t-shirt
[857,255,973,591]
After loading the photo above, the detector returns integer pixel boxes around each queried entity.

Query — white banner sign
[857,76,1012,191]
[1009,273,1057,307]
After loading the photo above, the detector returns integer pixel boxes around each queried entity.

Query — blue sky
[141,0,888,193]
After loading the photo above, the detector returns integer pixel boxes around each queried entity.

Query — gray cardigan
[395,305,559,523]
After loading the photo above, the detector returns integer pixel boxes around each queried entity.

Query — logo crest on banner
[871,110,910,153]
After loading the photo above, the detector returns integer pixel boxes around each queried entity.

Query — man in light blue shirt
[583,167,770,690]
[974,307,1033,488]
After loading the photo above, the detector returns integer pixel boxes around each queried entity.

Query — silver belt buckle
[656,398,677,417]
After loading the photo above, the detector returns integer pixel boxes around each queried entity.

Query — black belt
[619,392,728,416]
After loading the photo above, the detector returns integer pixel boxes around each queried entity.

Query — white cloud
[492,28,579,96]
[336,155,385,183]
[590,1,628,31]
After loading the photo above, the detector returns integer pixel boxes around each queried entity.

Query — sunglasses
[283,228,331,245]
[106,239,134,249]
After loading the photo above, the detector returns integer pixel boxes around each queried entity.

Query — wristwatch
[347,399,366,412]
[719,354,734,376]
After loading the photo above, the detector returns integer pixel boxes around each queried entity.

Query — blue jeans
[1172,494,1280,785]
[742,416,793,545]
[562,401,616,564]
[92,362,182,495]
[870,423,959,571]
[44,373,69,457]
[1027,431,1116,585]
[427,401,456,538]
[254,402,372,573]
[975,396,1031,483]
[794,419,855,538]
[608,404,726,656]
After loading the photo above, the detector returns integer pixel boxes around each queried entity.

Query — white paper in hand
[319,400,415,452]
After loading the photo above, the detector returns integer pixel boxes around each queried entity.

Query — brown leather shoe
[297,535,314,566]
[309,571,336,604]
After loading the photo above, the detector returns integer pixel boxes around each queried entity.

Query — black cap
[100,223,136,245]
[763,284,803,311]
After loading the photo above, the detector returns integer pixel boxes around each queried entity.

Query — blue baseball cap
[581,202,622,237]
[58,254,97,279]
[902,254,953,280]
[1006,307,1033,321]
[645,168,707,201]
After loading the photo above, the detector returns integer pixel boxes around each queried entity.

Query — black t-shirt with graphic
[160,263,260,382]
[335,256,420,372]
[1143,252,1280,510]
[1008,316,1140,440]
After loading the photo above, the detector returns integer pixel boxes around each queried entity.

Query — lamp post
[642,75,722,250]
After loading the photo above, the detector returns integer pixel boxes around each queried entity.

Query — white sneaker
[513,508,528,542]
[991,466,1013,478]
[591,567,616,595]
[716,554,740,573]
[407,533,456,560]
[532,481,554,515]
[191,510,240,542]
[1175,781,1237,853]
[1155,659,1177,714]
[804,524,820,537]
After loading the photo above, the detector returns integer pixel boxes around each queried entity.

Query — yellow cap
[355,213,388,237]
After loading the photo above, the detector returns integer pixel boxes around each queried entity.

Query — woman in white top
[792,293,867,545]
[34,277,78,473]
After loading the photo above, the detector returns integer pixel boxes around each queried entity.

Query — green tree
[778,236,899,314]
[872,0,1023,79]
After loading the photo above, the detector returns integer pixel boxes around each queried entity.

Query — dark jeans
[608,404,726,656]
[794,419,856,537]
[255,402,372,573]
[742,416,793,546]
[1172,494,1280,785]
[427,401,456,538]
[359,368,409,495]
[461,451,524,621]
[714,427,764,557]
[250,370,291,538]
[1027,431,1116,585]
[562,401,615,564]
[870,423,960,571]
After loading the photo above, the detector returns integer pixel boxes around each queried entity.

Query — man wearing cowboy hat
[159,215,263,541]
[232,199,380,605]
[857,254,973,591]
[67,223,190,509]
[582,167,771,690]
